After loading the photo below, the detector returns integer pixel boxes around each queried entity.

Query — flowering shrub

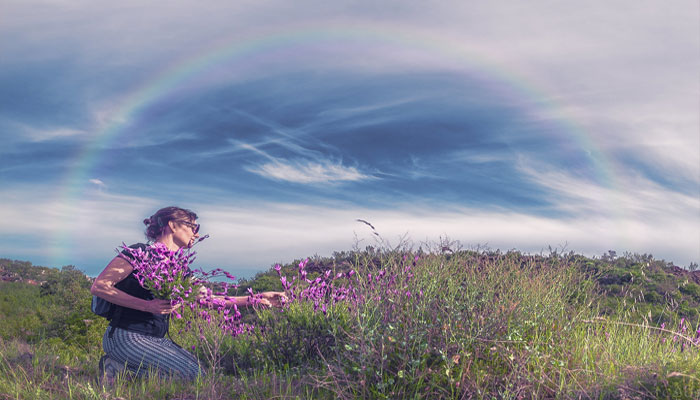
[658,318,700,351]
[275,258,359,314]
[4,244,700,398]
[116,242,700,397]
[223,301,354,373]
[213,258,361,370]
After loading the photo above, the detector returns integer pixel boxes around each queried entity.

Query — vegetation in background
[1,245,699,399]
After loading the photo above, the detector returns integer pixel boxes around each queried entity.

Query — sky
[1,0,698,278]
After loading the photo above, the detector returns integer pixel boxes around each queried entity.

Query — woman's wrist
[139,298,153,313]
[224,296,246,308]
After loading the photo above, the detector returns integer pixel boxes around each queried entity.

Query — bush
[222,302,354,373]
[679,282,700,302]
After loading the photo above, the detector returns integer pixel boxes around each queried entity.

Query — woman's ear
[167,220,176,233]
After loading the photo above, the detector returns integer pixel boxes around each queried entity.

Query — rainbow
[50,20,623,267]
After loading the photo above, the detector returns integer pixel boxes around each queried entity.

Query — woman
[91,206,285,382]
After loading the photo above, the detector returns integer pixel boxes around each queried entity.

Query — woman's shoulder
[120,243,149,261]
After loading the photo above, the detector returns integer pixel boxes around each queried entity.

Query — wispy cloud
[0,187,160,269]
[2,186,697,279]
[231,139,372,184]
[25,127,88,142]
[88,178,106,189]
[516,156,700,222]
[202,200,700,273]
[246,159,372,184]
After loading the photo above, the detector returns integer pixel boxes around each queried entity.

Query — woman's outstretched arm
[202,289,287,308]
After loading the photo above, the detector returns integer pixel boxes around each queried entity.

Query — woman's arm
[258,291,287,307]
[91,255,177,315]
[221,295,253,308]
[203,291,287,308]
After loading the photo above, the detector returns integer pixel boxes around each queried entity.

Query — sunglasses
[175,220,200,234]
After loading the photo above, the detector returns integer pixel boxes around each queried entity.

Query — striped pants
[102,326,203,380]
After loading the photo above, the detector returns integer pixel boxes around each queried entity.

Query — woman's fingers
[147,299,179,314]
[258,298,272,308]
[160,300,175,314]
[262,291,287,301]
[256,291,287,307]
[272,292,287,307]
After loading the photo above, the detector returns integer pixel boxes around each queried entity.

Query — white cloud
[5,1,696,186]
[88,178,106,188]
[2,182,697,280]
[228,138,372,184]
[246,159,372,184]
[24,127,87,142]
[0,187,161,270]
[516,156,699,221]
[199,200,700,274]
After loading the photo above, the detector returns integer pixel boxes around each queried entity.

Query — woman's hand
[258,291,287,307]
[196,285,208,300]
[143,299,181,315]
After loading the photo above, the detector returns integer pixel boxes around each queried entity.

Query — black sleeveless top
[109,243,169,338]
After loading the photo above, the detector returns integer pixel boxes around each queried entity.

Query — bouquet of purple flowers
[121,242,200,303]
[119,236,240,322]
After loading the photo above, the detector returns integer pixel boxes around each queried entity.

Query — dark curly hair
[143,206,198,241]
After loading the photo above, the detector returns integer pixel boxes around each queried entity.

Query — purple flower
[223,271,236,280]
[274,264,282,274]
[299,258,308,273]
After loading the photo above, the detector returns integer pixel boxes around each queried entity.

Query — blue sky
[1,1,698,278]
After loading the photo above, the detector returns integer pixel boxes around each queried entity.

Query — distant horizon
[3,240,697,282]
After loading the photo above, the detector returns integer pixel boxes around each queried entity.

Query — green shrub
[679,282,700,302]
[223,302,353,373]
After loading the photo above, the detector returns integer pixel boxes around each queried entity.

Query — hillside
[233,249,700,326]
[1,249,699,399]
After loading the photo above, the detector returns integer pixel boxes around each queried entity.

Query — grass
[1,248,699,399]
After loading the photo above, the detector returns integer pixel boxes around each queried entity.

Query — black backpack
[91,295,115,319]
[91,243,147,320]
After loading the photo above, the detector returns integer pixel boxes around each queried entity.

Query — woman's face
[171,219,200,248]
